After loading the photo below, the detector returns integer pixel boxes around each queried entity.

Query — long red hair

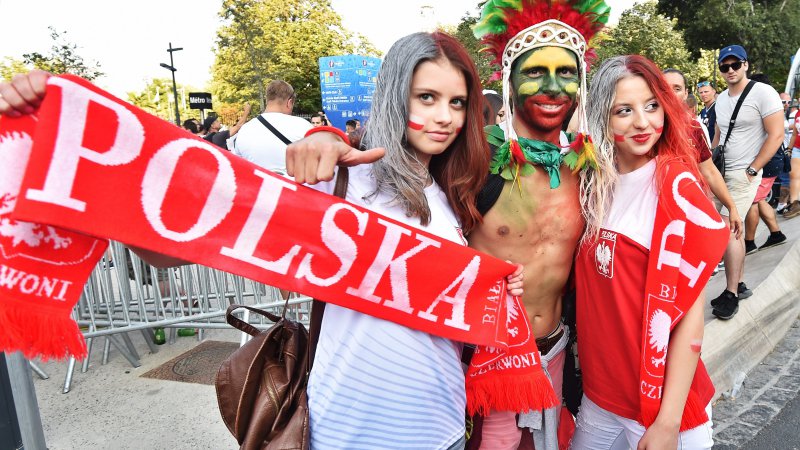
[623,55,703,187]
[428,31,490,234]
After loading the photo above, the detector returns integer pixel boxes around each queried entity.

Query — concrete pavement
[19,213,800,449]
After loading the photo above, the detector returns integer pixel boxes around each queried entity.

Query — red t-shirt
[689,120,712,162]
[575,160,714,422]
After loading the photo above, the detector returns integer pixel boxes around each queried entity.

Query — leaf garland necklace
[486,125,597,191]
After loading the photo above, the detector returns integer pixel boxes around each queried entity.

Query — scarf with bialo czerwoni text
[639,161,728,430]
[0,74,557,415]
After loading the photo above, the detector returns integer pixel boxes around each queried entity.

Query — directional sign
[319,55,381,130]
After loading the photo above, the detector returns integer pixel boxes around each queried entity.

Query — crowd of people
[0,0,796,448]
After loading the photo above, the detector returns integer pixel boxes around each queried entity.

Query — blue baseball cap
[718,45,748,63]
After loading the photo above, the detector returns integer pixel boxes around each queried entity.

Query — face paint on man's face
[510,46,579,136]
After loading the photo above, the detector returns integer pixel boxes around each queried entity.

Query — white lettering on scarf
[142,138,236,242]
[346,219,440,313]
[220,170,301,274]
[26,77,144,211]
[295,203,368,286]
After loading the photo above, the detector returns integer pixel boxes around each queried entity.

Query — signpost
[189,92,213,121]
[318,55,382,131]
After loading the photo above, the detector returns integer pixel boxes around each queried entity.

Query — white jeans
[570,396,713,450]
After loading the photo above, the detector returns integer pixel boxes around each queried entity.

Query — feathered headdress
[474,0,610,179]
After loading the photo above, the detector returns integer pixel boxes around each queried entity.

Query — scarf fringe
[639,390,709,432]
[0,300,87,361]
[466,369,559,416]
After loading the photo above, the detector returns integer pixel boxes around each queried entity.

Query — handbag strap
[256,115,293,145]
[721,80,757,147]
[225,304,282,337]
[307,166,349,370]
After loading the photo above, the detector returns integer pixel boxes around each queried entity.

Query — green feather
[563,151,579,170]
[576,0,611,23]
[473,0,522,39]
[485,124,506,148]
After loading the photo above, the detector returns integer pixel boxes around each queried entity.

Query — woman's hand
[0,70,51,116]
[286,131,385,184]
[636,419,679,450]
[505,262,524,297]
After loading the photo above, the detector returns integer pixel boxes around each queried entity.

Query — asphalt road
[744,390,800,450]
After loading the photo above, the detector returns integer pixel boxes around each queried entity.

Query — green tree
[210,0,380,114]
[594,2,693,76]
[449,13,502,93]
[0,57,30,82]
[658,0,800,91]
[21,27,103,80]
[126,78,196,123]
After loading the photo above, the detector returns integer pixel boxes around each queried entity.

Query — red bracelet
[305,126,351,145]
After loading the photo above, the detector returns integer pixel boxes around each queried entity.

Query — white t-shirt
[307,165,467,450]
[605,158,658,250]
[229,112,312,174]
[715,82,783,170]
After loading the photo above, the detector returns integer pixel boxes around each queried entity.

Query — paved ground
[713,318,800,449]
[15,210,800,449]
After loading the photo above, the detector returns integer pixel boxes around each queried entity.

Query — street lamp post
[160,42,183,126]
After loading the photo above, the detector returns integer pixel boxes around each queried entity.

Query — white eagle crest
[0,131,73,251]
[595,242,612,274]
[648,309,671,368]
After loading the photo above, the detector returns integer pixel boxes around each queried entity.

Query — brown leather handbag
[215,303,318,450]
[215,168,347,449]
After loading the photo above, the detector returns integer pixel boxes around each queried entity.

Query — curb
[703,239,800,402]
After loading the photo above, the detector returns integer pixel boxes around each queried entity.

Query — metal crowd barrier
[51,241,312,392]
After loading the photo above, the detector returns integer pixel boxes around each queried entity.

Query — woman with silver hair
[287,31,523,449]
[0,31,523,450]
[570,55,729,449]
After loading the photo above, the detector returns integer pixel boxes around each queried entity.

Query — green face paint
[510,46,580,135]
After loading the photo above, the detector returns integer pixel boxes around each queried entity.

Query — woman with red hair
[572,55,729,449]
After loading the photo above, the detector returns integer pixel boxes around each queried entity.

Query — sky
[0,0,638,98]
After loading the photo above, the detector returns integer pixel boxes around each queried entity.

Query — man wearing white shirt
[229,80,311,175]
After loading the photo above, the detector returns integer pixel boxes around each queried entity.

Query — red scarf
[0,114,108,360]
[639,162,728,430]
[466,294,559,415]
[0,74,555,415]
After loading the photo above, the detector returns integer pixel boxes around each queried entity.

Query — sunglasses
[719,61,744,73]
[697,81,711,88]
[783,100,792,104]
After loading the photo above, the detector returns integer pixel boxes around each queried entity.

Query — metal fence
[50,241,312,392]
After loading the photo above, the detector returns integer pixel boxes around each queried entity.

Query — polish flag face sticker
[0,118,101,265]
[408,114,424,131]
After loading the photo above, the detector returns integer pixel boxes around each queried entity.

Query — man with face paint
[466,1,614,448]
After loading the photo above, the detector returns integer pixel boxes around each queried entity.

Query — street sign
[319,55,381,130]
[189,92,212,110]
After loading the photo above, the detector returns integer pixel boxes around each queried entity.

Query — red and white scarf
[0,74,556,414]
[639,161,728,430]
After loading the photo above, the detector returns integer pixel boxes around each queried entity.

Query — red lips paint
[655,126,664,134]
[690,339,702,353]
[614,134,626,142]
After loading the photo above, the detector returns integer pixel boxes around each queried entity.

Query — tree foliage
[595,2,693,75]
[449,13,502,93]
[20,27,104,80]
[0,58,30,83]
[126,78,197,124]
[210,0,381,114]
[658,0,800,91]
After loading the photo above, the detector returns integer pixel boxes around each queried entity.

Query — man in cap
[710,44,784,320]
